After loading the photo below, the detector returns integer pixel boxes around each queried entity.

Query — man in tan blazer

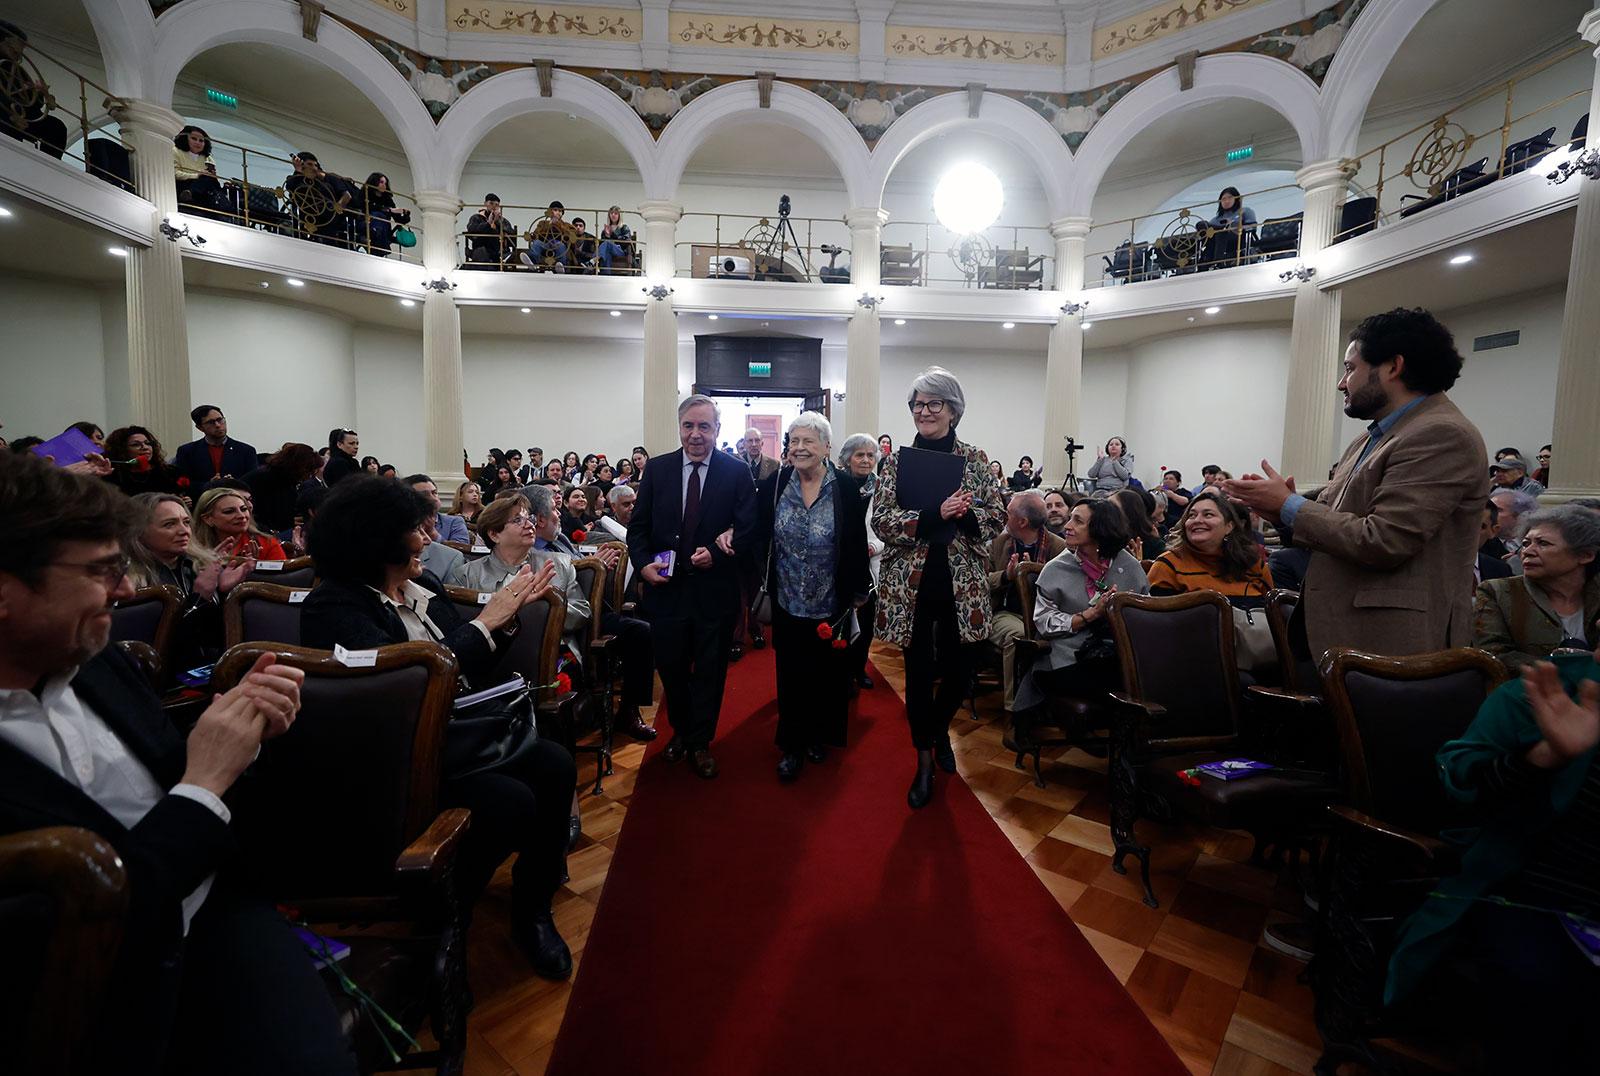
[1227,308,1488,663]
[985,490,1068,713]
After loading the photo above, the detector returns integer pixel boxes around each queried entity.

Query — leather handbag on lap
[443,675,540,780]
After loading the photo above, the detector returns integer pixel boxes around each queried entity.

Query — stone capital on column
[1048,215,1094,242]
[1580,9,1599,48]
[639,199,683,226]
[1295,158,1358,195]
[638,200,682,282]
[845,206,890,234]
[107,98,185,140]
[414,189,463,216]
[1049,215,1093,292]
[414,189,463,274]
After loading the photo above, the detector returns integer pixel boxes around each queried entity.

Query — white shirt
[0,671,228,932]
[369,580,494,648]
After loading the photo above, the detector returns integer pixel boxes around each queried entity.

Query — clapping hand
[181,654,302,797]
[1222,460,1297,522]
[1522,660,1600,769]
[939,490,973,521]
[479,561,556,630]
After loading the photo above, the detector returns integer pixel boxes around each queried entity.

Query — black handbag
[750,471,783,627]
[442,675,541,781]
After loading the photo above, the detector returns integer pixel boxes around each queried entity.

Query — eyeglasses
[51,554,130,586]
[908,399,946,414]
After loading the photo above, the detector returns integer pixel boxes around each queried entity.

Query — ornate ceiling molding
[366,0,414,19]
[887,26,1065,66]
[1093,0,1273,60]
[449,4,639,39]
[668,14,857,52]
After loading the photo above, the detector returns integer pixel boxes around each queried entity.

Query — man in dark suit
[172,404,258,487]
[627,395,756,778]
[0,451,353,1075]
[1477,498,1515,585]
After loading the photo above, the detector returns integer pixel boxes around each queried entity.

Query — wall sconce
[1548,148,1600,185]
[159,217,205,247]
[643,283,675,301]
[856,292,883,309]
[1278,264,1316,283]
[1060,298,1089,316]
[422,277,457,293]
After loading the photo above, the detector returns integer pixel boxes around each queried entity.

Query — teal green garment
[1384,654,1600,1005]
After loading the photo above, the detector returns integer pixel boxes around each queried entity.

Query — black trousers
[848,593,877,679]
[902,588,974,750]
[772,604,849,752]
[2,114,67,158]
[648,576,737,748]
[443,738,576,922]
[601,609,654,708]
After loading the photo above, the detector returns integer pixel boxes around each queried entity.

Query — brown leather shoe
[617,707,658,742]
[690,748,719,779]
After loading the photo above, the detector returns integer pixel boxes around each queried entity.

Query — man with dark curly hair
[1226,307,1489,662]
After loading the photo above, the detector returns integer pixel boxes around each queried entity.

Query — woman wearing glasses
[872,367,1004,807]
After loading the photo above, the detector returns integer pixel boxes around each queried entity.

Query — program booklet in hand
[894,446,965,512]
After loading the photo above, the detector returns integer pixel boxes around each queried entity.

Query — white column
[639,200,682,453]
[1547,9,1600,500]
[1042,216,1092,485]
[416,190,465,481]
[845,207,889,439]
[1279,159,1356,484]
[109,99,191,451]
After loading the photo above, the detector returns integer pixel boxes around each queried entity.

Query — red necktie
[680,461,703,560]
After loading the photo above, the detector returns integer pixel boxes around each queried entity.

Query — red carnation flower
[176,475,191,488]
[571,529,587,542]
[831,638,848,650]
[816,622,833,640]
[555,672,572,694]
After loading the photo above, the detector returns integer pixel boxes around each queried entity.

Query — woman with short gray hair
[1474,503,1600,672]
[874,366,1005,808]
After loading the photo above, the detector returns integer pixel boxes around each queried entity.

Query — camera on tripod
[778,194,791,218]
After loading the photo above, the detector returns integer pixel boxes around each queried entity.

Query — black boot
[512,911,573,980]
[908,749,935,809]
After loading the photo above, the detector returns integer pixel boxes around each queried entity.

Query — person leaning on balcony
[173,125,223,213]
[0,22,68,159]
[283,151,355,246]
[465,193,517,266]
[360,172,410,257]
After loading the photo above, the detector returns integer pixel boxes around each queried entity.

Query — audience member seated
[598,205,634,273]
[322,428,362,485]
[986,489,1066,719]
[452,480,484,531]
[577,454,601,486]
[1043,488,1070,538]
[243,442,320,536]
[569,216,598,271]
[1147,491,1274,601]
[1489,488,1538,570]
[298,476,578,978]
[174,405,257,487]
[1192,464,1222,496]
[1202,186,1257,268]
[485,463,521,499]
[1534,443,1552,487]
[538,459,566,487]
[1160,470,1191,517]
[0,22,68,159]
[465,194,517,266]
[1491,454,1545,497]
[594,462,616,493]
[987,460,1006,487]
[172,125,223,214]
[418,517,466,585]
[1493,446,1523,464]
[192,487,285,562]
[595,483,632,544]
[559,486,591,539]
[506,449,530,483]
[128,492,251,668]
[1386,654,1600,1071]
[104,425,182,497]
[1111,488,1165,560]
[361,455,381,476]
[0,452,355,1075]
[408,473,469,544]
[1476,498,1515,585]
[283,151,354,246]
[1087,436,1132,492]
[1012,498,1149,712]
[1007,456,1043,490]
[1474,504,1600,673]
[359,172,410,256]
[523,200,572,271]
[71,421,106,450]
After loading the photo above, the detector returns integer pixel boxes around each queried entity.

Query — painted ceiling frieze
[1093,0,1272,59]
[372,37,495,118]
[1234,0,1369,83]
[810,82,937,143]
[668,14,857,52]
[596,69,726,130]
[887,26,1064,66]
[368,0,414,18]
[1020,80,1142,149]
[449,4,638,39]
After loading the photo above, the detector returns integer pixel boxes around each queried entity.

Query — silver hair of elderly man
[523,483,555,520]
[906,366,966,424]
[788,411,832,447]
[837,432,877,467]
[608,484,636,502]
[1010,488,1046,527]
[678,394,721,422]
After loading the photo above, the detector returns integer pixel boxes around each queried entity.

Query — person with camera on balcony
[283,151,355,248]
[465,193,517,268]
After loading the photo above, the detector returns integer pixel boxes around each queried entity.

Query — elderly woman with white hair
[873,366,1005,808]
[839,432,884,690]
[754,412,870,782]
[1474,503,1600,672]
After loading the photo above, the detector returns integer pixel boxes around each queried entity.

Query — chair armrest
[1245,685,1323,714]
[590,634,617,652]
[621,601,636,615]
[1326,804,1459,873]
[536,689,582,719]
[1107,691,1166,725]
[394,808,471,881]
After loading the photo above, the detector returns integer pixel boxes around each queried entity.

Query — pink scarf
[1078,549,1109,600]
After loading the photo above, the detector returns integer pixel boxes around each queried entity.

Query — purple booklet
[653,550,676,578]
[1196,758,1274,781]
[294,926,352,970]
[30,427,98,466]
[1561,916,1600,966]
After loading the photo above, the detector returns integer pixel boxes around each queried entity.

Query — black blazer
[755,464,869,620]
[172,436,258,486]
[0,645,233,965]
[626,448,757,599]
[323,448,362,486]
[1478,549,1514,582]
[300,573,495,681]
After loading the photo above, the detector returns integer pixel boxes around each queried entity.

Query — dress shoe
[729,642,744,662]
[690,748,719,780]
[908,749,935,809]
[805,744,827,764]
[858,673,874,689]
[662,737,686,763]
[751,634,766,650]
[617,706,658,742]
[933,737,957,774]
[567,813,582,853]
[777,752,803,782]
[513,913,573,980]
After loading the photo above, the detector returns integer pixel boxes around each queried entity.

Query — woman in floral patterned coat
[873,367,1005,808]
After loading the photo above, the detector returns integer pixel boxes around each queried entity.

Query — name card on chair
[334,644,377,668]
[289,589,309,603]
[477,592,492,604]
[254,560,284,571]
[471,545,490,554]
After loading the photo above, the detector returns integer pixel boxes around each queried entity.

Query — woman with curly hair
[104,425,182,497]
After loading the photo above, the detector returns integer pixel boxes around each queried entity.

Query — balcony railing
[1334,43,1592,241]
[4,35,133,188]
[1084,183,1305,289]
[674,211,849,283]
[456,202,644,274]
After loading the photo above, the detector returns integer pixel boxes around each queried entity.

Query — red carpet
[546,649,1185,1075]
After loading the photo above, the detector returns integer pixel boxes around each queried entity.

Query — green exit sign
[1226,144,1253,163]
[205,87,239,110]
[748,361,772,378]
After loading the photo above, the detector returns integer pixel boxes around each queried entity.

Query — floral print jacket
[871,438,1006,648]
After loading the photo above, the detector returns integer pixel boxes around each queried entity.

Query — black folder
[895,446,966,512]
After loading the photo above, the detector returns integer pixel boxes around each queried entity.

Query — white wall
[0,274,111,442]
[354,325,425,471]
[877,347,1049,477]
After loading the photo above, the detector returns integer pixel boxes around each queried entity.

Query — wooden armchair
[879,244,925,286]
[0,827,128,1076]
[223,581,310,648]
[979,248,1046,290]
[213,641,472,1075]
[571,556,617,792]
[110,584,182,680]
[247,555,316,588]
[1307,647,1506,1076]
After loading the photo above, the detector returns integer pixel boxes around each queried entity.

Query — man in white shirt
[0,451,354,1075]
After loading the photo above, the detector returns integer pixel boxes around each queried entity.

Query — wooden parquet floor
[447,645,1329,1075]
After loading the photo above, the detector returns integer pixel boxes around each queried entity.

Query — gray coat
[457,547,590,637]
[1012,547,1148,711]
[1087,455,1131,492]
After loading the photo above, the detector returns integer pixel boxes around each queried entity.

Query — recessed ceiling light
[1205,306,1221,315]
[1002,321,1015,329]
[894,318,906,326]
[399,298,416,307]
[707,314,718,320]
[1186,316,1196,322]
[1449,253,1473,265]
[258,281,270,288]
[609,309,622,317]
[286,278,305,287]
[520,307,531,314]
[0,205,13,218]
[1081,322,1093,330]
[107,246,128,257]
